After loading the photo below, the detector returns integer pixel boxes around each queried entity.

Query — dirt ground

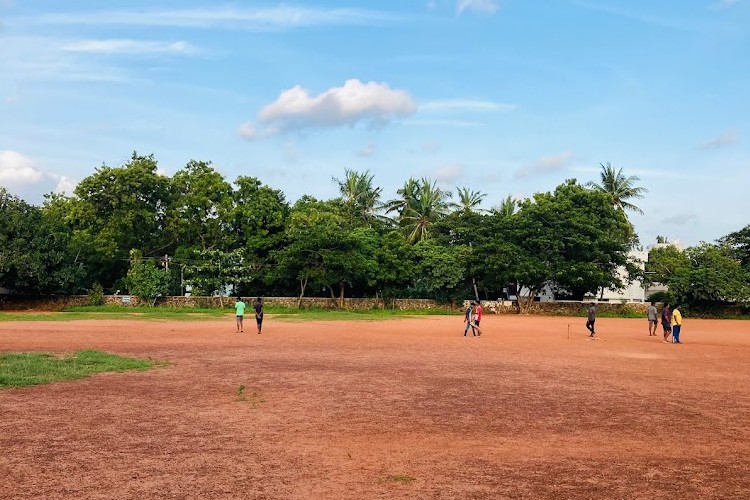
[1,314,749,499]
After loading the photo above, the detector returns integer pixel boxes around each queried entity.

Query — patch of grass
[0,349,160,389]
[236,384,264,408]
[1,305,457,322]
[267,306,455,322]
[380,475,416,484]
[0,306,228,322]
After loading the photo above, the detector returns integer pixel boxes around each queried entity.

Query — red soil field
[1,314,749,499]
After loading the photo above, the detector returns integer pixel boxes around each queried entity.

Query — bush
[88,282,105,306]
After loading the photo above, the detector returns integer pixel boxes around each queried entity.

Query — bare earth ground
[1,315,749,500]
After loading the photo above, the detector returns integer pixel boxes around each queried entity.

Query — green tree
[383,177,420,220]
[586,162,648,215]
[400,178,452,243]
[494,195,517,218]
[718,224,750,269]
[125,250,172,306]
[332,168,385,224]
[274,198,377,307]
[168,160,233,253]
[226,176,289,293]
[0,189,84,294]
[69,152,172,288]
[513,180,635,304]
[668,243,749,308]
[371,230,416,306]
[645,244,689,286]
[451,187,486,213]
[412,238,469,306]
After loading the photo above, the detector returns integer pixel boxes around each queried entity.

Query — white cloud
[433,164,463,183]
[420,99,516,112]
[0,36,133,82]
[696,130,738,149]
[457,0,499,15]
[51,175,77,194]
[243,79,416,139]
[514,151,574,179]
[15,6,396,30]
[710,0,740,11]
[0,150,45,185]
[663,213,699,226]
[59,39,198,55]
[238,122,258,139]
[356,142,377,157]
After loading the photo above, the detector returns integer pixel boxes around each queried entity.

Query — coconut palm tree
[495,195,517,217]
[400,178,452,243]
[383,177,421,219]
[586,162,648,215]
[451,187,487,213]
[332,168,384,222]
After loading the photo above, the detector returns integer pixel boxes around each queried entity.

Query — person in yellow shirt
[671,305,683,344]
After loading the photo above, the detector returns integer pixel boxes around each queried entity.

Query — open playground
[1,313,749,499]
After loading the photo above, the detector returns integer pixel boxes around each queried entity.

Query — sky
[1,0,748,247]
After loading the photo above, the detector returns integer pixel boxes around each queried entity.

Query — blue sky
[1,0,748,246]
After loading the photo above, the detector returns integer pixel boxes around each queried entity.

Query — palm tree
[451,187,487,213]
[332,169,384,222]
[495,195,517,217]
[586,162,648,215]
[400,178,452,243]
[383,177,421,218]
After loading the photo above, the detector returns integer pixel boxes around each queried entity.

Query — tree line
[1,153,748,310]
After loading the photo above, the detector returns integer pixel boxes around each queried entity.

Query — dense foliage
[2,155,748,309]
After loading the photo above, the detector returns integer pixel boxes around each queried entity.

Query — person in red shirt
[473,301,484,337]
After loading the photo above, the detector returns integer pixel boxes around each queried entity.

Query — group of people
[586,301,684,343]
[463,301,484,336]
[647,302,683,343]
[234,297,264,334]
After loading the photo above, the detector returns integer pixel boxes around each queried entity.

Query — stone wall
[469,299,650,317]
[0,295,443,311]
[1,294,742,318]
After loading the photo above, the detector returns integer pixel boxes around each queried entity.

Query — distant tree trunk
[338,282,345,309]
[298,277,308,309]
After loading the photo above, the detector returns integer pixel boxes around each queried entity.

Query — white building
[517,249,648,303]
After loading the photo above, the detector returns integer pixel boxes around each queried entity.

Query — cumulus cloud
[457,0,499,14]
[514,151,574,179]
[240,79,417,139]
[0,150,45,185]
[696,130,738,149]
[50,174,78,194]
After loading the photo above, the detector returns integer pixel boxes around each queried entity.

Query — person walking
[586,302,597,337]
[473,301,483,337]
[463,301,476,336]
[647,302,658,336]
[661,304,672,343]
[254,297,264,334]
[672,304,683,344]
[235,296,246,332]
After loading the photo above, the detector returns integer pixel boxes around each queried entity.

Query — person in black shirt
[254,297,264,334]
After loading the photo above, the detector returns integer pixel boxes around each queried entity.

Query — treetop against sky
[1,0,748,246]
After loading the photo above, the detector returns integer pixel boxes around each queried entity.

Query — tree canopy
[3,154,748,311]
